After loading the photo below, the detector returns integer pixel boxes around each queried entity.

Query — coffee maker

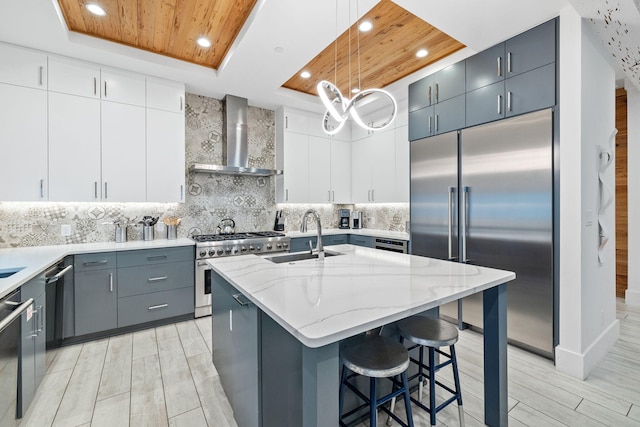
[339,209,351,229]
[352,211,362,229]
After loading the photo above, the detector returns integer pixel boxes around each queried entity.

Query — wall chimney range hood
[190,95,282,177]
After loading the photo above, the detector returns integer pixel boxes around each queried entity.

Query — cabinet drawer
[74,252,117,272]
[349,235,373,247]
[325,235,348,245]
[118,261,194,298]
[117,288,194,327]
[117,246,194,268]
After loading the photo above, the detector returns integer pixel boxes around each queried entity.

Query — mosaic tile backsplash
[0,93,408,248]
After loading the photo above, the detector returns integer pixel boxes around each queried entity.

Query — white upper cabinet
[282,108,309,134]
[101,67,146,106]
[330,139,352,203]
[0,83,48,201]
[307,136,332,203]
[101,102,147,202]
[146,77,185,113]
[279,131,309,203]
[48,92,101,201]
[146,108,185,202]
[0,43,47,90]
[48,56,100,99]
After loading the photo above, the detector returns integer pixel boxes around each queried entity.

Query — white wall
[625,84,640,305]
[556,6,620,379]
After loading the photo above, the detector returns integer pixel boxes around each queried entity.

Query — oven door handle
[46,265,73,284]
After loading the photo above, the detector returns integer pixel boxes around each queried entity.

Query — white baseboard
[625,289,640,306]
[555,319,620,379]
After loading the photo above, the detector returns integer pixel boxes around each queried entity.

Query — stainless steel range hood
[190,95,282,177]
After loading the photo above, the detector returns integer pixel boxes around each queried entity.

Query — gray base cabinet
[18,274,46,417]
[349,235,374,247]
[289,234,349,252]
[74,253,118,336]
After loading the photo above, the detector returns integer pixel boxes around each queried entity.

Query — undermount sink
[0,267,25,279]
[265,251,343,264]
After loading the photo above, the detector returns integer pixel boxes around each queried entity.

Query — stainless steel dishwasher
[0,289,34,424]
[374,237,408,253]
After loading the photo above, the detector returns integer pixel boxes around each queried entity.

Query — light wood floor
[17,299,640,426]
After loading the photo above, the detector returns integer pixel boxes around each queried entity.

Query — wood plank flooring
[17,299,640,426]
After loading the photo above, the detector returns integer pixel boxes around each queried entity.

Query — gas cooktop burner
[191,231,286,242]
[192,231,290,259]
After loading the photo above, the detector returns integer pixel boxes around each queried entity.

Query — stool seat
[396,316,458,348]
[341,335,409,378]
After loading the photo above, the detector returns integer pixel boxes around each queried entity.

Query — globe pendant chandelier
[317,0,397,136]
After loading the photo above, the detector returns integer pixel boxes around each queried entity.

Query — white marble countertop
[208,244,515,348]
[286,228,409,241]
[0,238,194,299]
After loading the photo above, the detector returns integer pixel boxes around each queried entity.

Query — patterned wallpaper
[0,93,408,248]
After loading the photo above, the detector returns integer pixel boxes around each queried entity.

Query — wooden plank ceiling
[56,0,257,69]
[282,0,466,96]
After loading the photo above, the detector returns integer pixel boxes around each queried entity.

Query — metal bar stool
[388,316,464,426]
[339,334,414,427]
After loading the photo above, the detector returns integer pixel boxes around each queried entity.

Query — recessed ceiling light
[274,46,284,54]
[197,37,211,48]
[358,21,373,32]
[300,71,311,79]
[416,49,429,58]
[86,3,106,16]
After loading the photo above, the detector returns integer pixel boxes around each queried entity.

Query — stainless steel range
[193,231,290,317]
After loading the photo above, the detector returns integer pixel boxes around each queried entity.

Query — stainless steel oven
[374,237,408,254]
[193,232,290,317]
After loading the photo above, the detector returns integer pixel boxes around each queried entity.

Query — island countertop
[208,244,515,348]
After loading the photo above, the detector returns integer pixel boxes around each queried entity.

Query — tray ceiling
[56,0,257,69]
[282,0,466,97]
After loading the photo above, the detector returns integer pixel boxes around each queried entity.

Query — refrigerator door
[460,108,553,356]
[410,131,459,261]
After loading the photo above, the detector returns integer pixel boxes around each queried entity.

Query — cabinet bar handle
[147,276,168,282]
[84,260,108,266]
[104,182,108,199]
[507,52,512,73]
[40,179,44,198]
[285,189,289,201]
[497,57,502,77]
[232,294,250,306]
[94,181,98,199]
[179,96,183,111]
[148,304,168,311]
[39,66,43,86]
[428,116,432,134]
[93,77,97,95]
[428,86,432,105]
[435,83,439,103]
[367,190,371,201]
[332,190,335,202]
[147,255,167,261]
[285,116,289,129]
[435,114,439,132]
[104,81,107,97]
[507,91,512,112]
[498,95,502,115]
[0,298,32,334]
[36,305,44,332]
[372,189,375,201]
[180,185,184,201]
[109,273,113,292]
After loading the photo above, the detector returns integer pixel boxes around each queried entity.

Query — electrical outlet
[61,224,72,236]
[369,217,376,225]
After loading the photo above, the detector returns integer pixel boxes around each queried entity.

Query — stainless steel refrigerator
[410,108,554,358]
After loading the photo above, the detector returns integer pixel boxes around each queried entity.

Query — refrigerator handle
[448,186,457,260]
[461,186,470,263]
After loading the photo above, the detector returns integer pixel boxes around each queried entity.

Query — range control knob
[233,248,239,254]
[225,248,232,254]
[266,244,273,250]
[216,249,224,256]
[276,243,282,249]
[240,246,247,252]
[282,242,289,248]
[209,249,216,256]
[199,250,207,258]
[255,244,263,251]
[249,245,255,251]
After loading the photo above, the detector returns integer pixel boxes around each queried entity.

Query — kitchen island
[208,244,515,427]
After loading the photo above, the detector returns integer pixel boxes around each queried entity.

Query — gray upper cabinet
[409,106,433,141]
[408,75,433,112]
[505,19,556,78]
[465,44,505,92]
[434,94,466,135]
[466,81,505,127]
[433,61,466,104]
[505,62,556,117]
